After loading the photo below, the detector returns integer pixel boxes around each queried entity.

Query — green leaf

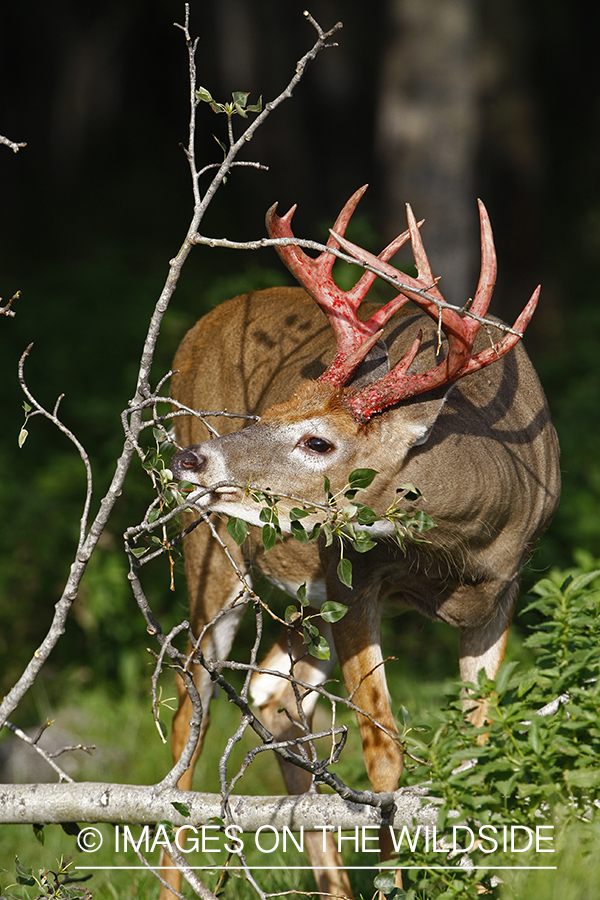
[246,96,263,113]
[398,705,412,727]
[564,768,600,788]
[171,801,191,818]
[495,660,520,695]
[396,482,422,501]
[262,523,278,552]
[227,517,248,545]
[33,823,45,845]
[337,557,353,588]
[353,530,377,552]
[565,570,600,596]
[528,719,543,755]
[321,523,334,547]
[373,871,403,896]
[296,583,308,607]
[405,510,435,533]
[290,507,310,520]
[356,504,379,525]
[195,85,214,104]
[320,601,348,623]
[285,605,299,623]
[130,546,148,558]
[154,718,167,741]
[22,401,32,413]
[232,90,249,108]
[348,468,378,490]
[291,520,310,542]
[14,856,35,886]
[307,634,330,659]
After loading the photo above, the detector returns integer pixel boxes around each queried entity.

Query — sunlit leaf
[337,557,352,588]
[320,601,348,623]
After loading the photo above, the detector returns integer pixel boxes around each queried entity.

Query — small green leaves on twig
[226,471,435,591]
[222,470,435,658]
[285,583,348,659]
[196,86,263,118]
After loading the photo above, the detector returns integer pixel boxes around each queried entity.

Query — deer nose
[171,446,207,479]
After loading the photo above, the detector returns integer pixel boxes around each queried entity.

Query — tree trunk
[376,0,479,305]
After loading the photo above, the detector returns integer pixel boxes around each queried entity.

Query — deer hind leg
[459,579,519,733]
[250,614,354,899]
[159,519,247,900]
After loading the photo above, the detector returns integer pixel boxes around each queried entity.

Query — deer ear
[397,384,455,448]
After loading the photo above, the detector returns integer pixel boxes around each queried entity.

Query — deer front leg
[251,616,354,900]
[159,521,247,900]
[332,600,403,876]
[320,553,402,890]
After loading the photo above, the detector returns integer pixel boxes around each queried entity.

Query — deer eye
[302,436,334,454]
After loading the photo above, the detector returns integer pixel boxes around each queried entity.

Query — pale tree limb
[0,781,438,830]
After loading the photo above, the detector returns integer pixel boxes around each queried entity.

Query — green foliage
[231,471,434,584]
[196,86,262,118]
[0,856,92,900]
[393,564,600,899]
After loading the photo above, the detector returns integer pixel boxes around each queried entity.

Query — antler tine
[267,187,421,361]
[456,285,539,379]
[338,202,539,421]
[266,192,371,353]
[325,184,370,260]
[467,200,498,325]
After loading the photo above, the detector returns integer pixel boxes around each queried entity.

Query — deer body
[161,196,560,900]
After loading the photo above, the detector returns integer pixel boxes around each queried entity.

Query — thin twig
[0,134,27,152]
[190,233,525,338]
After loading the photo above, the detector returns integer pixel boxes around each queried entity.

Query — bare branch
[3,722,77,783]
[189,232,526,339]
[0,134,27,152]
[0,290,20,316]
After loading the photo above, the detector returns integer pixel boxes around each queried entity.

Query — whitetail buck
[161,187,560,899]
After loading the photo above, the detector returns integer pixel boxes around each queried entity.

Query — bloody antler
[266,189,539,422]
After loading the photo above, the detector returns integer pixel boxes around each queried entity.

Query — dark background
[1,0,599,712]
